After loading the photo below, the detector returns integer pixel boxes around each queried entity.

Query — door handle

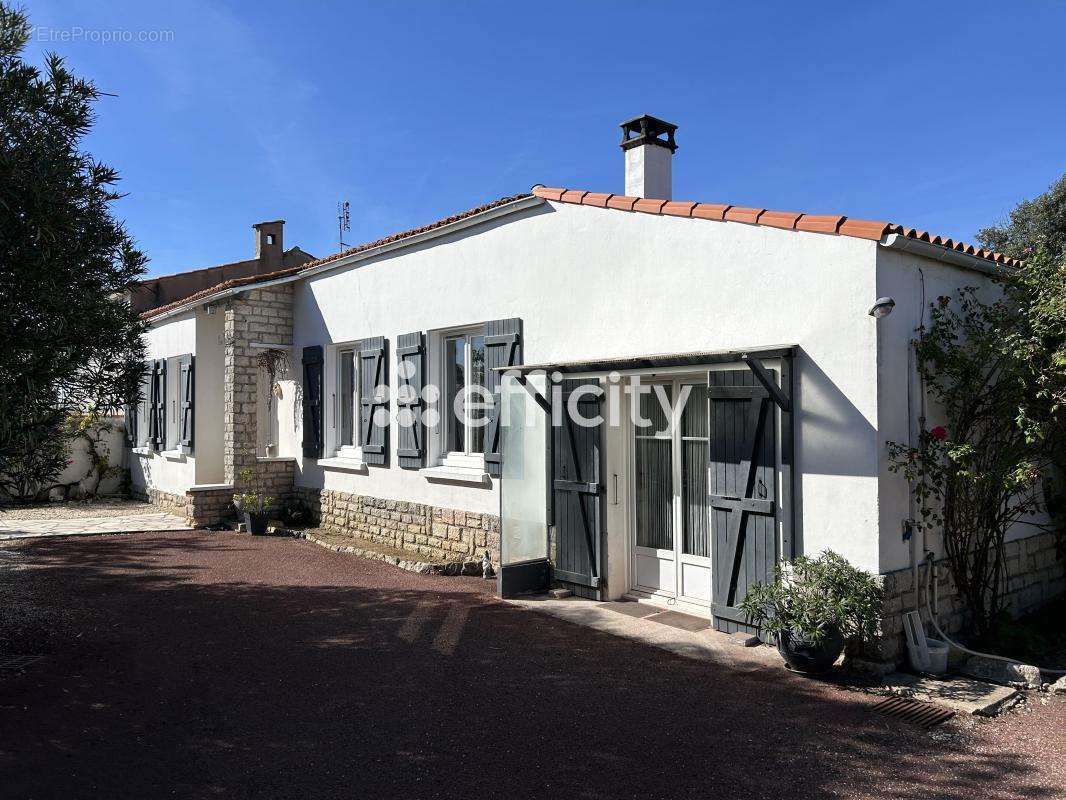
[612,473,619,505]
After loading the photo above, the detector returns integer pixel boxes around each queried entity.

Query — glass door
[632,384,675,595]
[630,379,713,608]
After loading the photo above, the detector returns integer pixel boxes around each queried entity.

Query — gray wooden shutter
[139,362,152,447]
[152,358,167,450]
[707,368,778,635]
[301,345,324,458]
[396,332,425,469]
[124,399,137,446]
[483,318,523,477]
[551,379,604,598]
[359,336,389,466]
[179,354,194,449]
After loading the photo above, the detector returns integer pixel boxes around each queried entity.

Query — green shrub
[739,551,883,644]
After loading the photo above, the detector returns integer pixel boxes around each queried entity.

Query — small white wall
[130,311,197,496]
[874,250,1049,573]
[260,348,300,459]
[294,201,885,570]
[53,414,126,496]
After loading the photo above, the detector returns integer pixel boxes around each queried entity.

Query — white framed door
[629,379,713,609]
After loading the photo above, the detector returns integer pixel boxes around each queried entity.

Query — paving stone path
[0,512,190,539]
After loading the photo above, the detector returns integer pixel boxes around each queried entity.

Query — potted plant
[233,467,275,535]
[739,550,883,674]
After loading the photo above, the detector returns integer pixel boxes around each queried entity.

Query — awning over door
[496,345,798,615]
[498,344,796,376]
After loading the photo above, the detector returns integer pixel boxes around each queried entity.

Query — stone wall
[136,484,236,527]
[187,485,237,527]
[137,487,188,518]
[255,458,296,513]
[224,285,294,489]
[298,488,500,565]
[870,532,1065,665]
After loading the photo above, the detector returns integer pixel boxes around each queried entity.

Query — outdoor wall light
[868,297,896,318]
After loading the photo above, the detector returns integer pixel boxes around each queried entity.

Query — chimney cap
[620,114,678,153]
[252,219,286,228]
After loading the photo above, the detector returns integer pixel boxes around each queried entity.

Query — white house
[129,115,1061,664]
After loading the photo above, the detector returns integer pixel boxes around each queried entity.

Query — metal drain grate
[871,696,955,729]
[0,655,44,671]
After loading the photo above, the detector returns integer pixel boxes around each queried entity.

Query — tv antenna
[337,201,351,251]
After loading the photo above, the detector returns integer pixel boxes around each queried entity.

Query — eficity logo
[378,364,709,436]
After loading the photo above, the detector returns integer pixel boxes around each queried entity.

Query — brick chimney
[620,115,678,200]
[253,220,284,273]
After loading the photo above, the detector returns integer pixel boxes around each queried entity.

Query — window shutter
[359,336,389,467]
[301,345,324,458]
[179,354,195,449]
[124,392,137,446]
[139,362,153,448]
[396,332,425,469]
[483,318,523,477]
[152,359,167,450]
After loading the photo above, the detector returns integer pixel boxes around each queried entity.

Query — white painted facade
[139,195,1003,582]
[131,307,229,496]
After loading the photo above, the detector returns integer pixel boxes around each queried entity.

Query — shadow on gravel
[0,532,1055,800]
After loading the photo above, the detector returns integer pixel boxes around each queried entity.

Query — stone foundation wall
[256,458,296,511]
[872,532,1065,665]
[187,486,237,527]
[297,488,500,565]
[137,487,188,518]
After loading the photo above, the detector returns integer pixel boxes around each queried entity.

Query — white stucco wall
[293,200,886,571]
[53,413,126,497]
[874,249,1048,573]
[131,311,197,496]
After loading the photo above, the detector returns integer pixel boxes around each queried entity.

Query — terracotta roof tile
[692,203,730,221]
[724,206,764,224]
[143,193,533,319]
[661,200,697,218]
[532,186,566,201]
[606,194,639,211]
[581,192,613,208]
[633,198,667,214]
[795,214,845,234]
[146,185,1024,322]
[533,185,1021,268]
[139,263,308,319]
[759,210,803,230]
[560,189,588,204]
[838,218,892,241]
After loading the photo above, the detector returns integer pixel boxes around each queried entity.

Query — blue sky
[23,1,1066,277]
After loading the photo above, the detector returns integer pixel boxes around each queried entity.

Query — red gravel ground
[0,531,1063,800]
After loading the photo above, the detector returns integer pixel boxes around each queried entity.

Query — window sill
[161,448,188,462]
[317,457,368,473]
[131,447,151,456]
[440,452,487,470]
[257,456,297,463]
[420,465,490,485]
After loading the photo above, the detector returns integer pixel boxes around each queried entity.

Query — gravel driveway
[0,531,1062,799]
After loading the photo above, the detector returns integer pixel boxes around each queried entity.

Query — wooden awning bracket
[741,353,792,412]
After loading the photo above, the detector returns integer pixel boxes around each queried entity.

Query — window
[265,233,276,245]
[442,331,486,456]
[334,347,359,454]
